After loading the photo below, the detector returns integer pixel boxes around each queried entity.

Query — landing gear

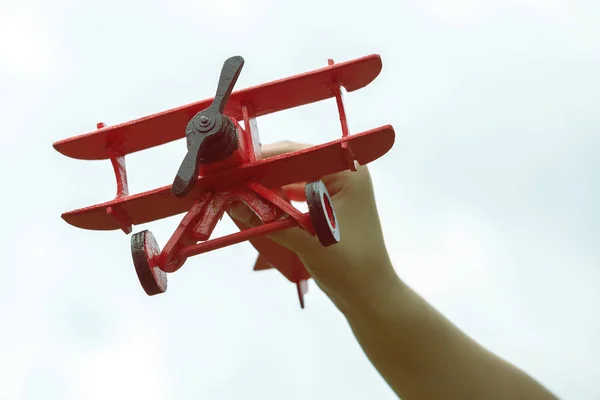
[129,181,338,296]
[131,230,168,296]
[305,180,340,246]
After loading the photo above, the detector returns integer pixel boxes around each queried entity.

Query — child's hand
[228,141,558,400]
[228,140,396,312]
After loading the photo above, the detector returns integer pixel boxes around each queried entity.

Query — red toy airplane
[54,54,395,308]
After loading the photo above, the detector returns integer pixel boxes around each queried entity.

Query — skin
[228,141,558,400]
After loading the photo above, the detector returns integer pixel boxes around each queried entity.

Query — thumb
[227,140,322,254]
[227,195,320,255]
[227,140,342,256]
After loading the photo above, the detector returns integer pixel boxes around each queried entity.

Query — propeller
[172,56,245,197]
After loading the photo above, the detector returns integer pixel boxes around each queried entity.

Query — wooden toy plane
[54,54,395,308]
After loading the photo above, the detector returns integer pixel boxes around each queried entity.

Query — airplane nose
[172,115,239,198]
[173,55,244,198]
[197,116,239,164]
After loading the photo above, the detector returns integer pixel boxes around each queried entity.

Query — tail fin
[234,218,311,308]
[296,280,309,309]
[253,254,274,271]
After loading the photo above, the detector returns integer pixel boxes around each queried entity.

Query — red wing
[61,125,395,231]
[53,55,382,160]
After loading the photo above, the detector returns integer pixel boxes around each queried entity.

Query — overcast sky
[1,0,598,399]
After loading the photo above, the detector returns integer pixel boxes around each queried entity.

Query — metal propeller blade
[171,56,245,198]
[172,140,202,197]
[210,56,244,114]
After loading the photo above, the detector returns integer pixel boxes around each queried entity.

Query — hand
[229,142,559,400]
[228,141,397,313]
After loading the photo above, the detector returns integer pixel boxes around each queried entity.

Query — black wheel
[305,180,340,246]
[131,230,167,296]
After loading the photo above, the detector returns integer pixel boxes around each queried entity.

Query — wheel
[131,230,167,296]
[305,180,340,246]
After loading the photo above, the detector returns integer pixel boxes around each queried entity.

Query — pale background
[1,0,598,399]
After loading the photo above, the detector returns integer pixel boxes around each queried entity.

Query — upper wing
[61,124,395,231]
[53,54,382,160]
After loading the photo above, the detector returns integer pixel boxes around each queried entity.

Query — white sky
[1,0,598,398]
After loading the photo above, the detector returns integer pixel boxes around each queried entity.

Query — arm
[298,179,556,400]
[335,257,556,399]
[229,141,557,400]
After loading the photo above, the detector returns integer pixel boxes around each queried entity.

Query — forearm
[322,257,557,399]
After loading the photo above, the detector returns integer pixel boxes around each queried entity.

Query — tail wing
[233,219,310,308]
[253,254,272,271]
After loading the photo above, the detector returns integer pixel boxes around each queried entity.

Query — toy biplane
[54,54,395,308]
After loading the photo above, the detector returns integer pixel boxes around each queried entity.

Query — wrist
[303,250,404,319]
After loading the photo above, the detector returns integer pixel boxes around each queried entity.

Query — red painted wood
[246,181,314,234]
[61,125,395,231]
[53,54,382,160]
[178,217,302,259]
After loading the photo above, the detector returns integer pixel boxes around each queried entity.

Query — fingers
[225,139,363,255]
[282,182,307,202]
[227,201,317,253]
[228,201,262,227]
[228,140,311,232]
[228,139,323,253]
[260,140,351,197]
[258,141,312,201]
[259,141,312,159]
